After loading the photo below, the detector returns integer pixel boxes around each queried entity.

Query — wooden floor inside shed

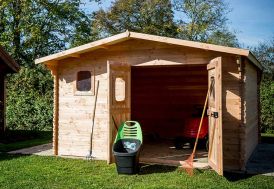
[139,139,209,169]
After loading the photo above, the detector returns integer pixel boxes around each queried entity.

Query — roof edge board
[247,52,263,70]
[35,31,130,64]
[129,32,261,70]
[129,31,250,57]
[0,47,20,72]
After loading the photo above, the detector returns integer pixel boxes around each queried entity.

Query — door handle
[207,109,218,118]
[211,112,218,118]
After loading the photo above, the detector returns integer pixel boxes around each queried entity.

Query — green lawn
[0,154,273,189]
[0,131,52,152]
[261,133,274,137]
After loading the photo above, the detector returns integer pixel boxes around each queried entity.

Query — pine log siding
[243,60,259,165]
[57,60,109,158]
[221,56,243,170]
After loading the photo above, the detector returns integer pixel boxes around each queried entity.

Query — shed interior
[131,64,209,166]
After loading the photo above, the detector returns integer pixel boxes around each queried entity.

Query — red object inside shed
[182,117,208,139]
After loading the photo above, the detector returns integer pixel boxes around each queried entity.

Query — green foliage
[206,29,239,47]
[6,66,53,131]
[0,0,91,67]
[174,0,239,47]
[260,79,274,133]
[91,0,178,38]
[252,38,274,133]
[90,0,239,47]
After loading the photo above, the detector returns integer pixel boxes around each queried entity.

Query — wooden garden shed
[0,46,19,133]
[35,31,262,175]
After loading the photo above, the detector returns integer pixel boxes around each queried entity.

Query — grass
[0,132,272,188]
[0,130,52,152]
[0,154,273,189]
[261,133,274,137]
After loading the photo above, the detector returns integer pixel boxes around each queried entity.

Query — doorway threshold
[139,139,209,169]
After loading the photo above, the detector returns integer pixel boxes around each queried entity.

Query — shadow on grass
[139,164,177,175]
[0,130,52,153]
[224,172,254,182]
[0,130,52,144]
[0,153,31,161]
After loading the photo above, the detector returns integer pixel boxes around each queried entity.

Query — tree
[0,0,91,67]
[252,38,274,133]
[0,0,92,130]
[6,66,53,131]
[91,0,238,47]
[91,0,178,38]
[206,29,239,47]
[174,0,239,47]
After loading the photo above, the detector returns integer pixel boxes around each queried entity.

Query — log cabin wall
[48,65,59,156]
[243,59,259,165]
[57,60,109,158]
[221,56,244,171]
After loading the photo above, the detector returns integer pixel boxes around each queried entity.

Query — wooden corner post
[47,64,59,156]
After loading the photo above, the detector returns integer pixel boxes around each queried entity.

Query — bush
[252,39,274,134]
[6,66,53,131]
[260,77,274,134]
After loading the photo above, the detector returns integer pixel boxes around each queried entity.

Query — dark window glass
[77,71,91,91]
[209,76,215,107]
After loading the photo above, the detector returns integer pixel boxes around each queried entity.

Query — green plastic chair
[114,121,143,144]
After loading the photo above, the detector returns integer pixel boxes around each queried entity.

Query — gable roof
[0,46,20,73]
[35,31,262,70]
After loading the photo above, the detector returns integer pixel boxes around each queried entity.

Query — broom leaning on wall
[86,80,100,160]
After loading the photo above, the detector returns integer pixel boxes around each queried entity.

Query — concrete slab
[8,143,53,156]
[246,143,274,176]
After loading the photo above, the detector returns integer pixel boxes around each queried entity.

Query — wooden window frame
[74,68,95,96]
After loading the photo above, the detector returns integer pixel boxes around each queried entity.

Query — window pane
[115,77,125,102]
[209,76,215,107]
[77,71,91,91]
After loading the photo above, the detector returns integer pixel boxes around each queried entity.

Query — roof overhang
[0,46,20,73]
[35,31,262,70]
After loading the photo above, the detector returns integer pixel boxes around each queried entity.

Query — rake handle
[192,89,209,157]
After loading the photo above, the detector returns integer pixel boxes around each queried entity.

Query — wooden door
[207,57,223,175]
[107,61,131,163]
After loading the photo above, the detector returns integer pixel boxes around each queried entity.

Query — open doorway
[131,65,209,168]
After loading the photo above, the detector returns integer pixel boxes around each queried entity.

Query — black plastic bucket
[113,139,142,174]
